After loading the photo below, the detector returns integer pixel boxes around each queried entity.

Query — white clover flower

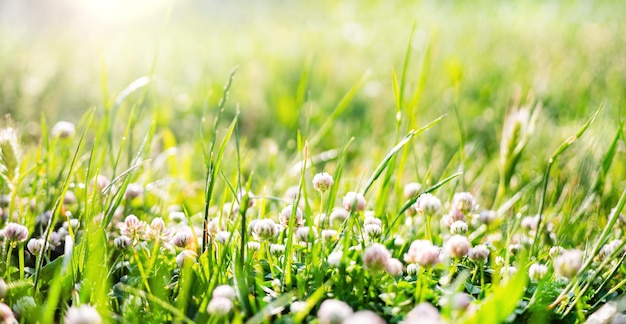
[327,251,343,267]
[364,224,382,239]
[113,236,132,250]
[343,310,385,324]
[342,192,366,212]
[404,240,440,268]
[415,193,442,215]
[403,182,421,198]
[27,238,46,255]
[2,223,28,244]
[407,263,420,276]
[279,205,304,227]
[270,244,286,256]
[317,299,353,324]
[124,183,143,200]
[549,245,566,259]
[321,229,338,243]
[468,245,490,263]
[405,303,442,324]
[529,263,549,281]
[207,297,233,316]
[253,219,278,241]
[290,301,307,314]
[176,250,197,268]
[445,235,471,258]
[313,172,334,192]
[451,192,475,214]
[329,208,349,228]
[385,258,404,276]
[296,226,316,243]
[554,249,583,279]
[247,241,261,252]
[51,121,76,139]
[172,231,194,248]
[363,243,391,271]
[450,221,468,235]
[500,266,518,278]
[0,303,14,324]
[212,285,237,301]
[64,304,102,324]
[215,231,231,244]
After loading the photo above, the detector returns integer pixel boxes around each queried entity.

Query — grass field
[1,0,626,323]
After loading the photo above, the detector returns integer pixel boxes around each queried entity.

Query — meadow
[0,0,626,323]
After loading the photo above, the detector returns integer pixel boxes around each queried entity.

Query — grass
[1,0,626,323]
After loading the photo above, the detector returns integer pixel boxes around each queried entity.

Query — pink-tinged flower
[342,192,366,212]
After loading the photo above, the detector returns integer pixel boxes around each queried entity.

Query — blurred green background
[1,0,625,205]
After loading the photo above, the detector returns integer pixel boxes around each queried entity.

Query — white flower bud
[172,231,194,248]
[207,297,233,316]
[114,236,132,250]
[253,219,278,241]
[290,301,307,314]
[343,310,385,324]
[296,226,316,242]
[403,182,421,198]
[27,238,46,255]
[313,172,334,192]
[327,251,343,267]
[445,235,471,258]
[452,192,475,214]
[363,243,391,271]
[529,263,549,281]
[468,245,490,263]
[554,249,583,279]
[176,250,197,268]
[247,241,261,252]
[407,263,420,276]
[549,246,566,259]
[279,205,304,227]
[212,285,237,301]
[2,223,29,244]
[321,229,338,243]
[270,244,285,256]
[342,192,366,212]
[450,221,468,235]
[317,299,353,324]
[364,224,382,239]
[415,193,441,215]
[385,258,404,276]
[64,304,102,324]
[51,121,76,139]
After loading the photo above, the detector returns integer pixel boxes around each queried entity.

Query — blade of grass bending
[34,108,94,291]
[202,68,238,252]
[309,71,369,148]
[384,171,463,240]
[362,115,445,196]
[531,105,602,257]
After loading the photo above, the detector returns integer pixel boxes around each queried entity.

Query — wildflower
[64,304,102,324]
[279,205,304,227]
[172,231,194,248]
[403,182,421,198]
[121,215,147,241]
[2,223,28,244]
[314,213,327,228]
[212,285,237,301]
[290,301,308,314]
[342,192,366,212]
[385,258,404,276]
[313,172,334,192]
[176,250,197,268]
[296,226,316,243]
[222,202,240,219]
[415,193,441,215]
[364,224,382,239]
[0,303,14,324]
[329,208,349,228]
[270,244,286,256]
[468,245,490,263]
[91,175,110,192]
[272,279,282,292]
[327,251,343,267]
[113,236,132,250]
[363,243,391,271]
[124,183,143,200]
[554,249,583,279]
[169,211,187,225]
[529,263,549,281]
[321,229,338,243]
[478,210,497,224]
[549,246,565,258]
[0,279,6,298]
[405,240,440,267]
[253,218,278,241]
[405,302,443,324]
[284,186,301,202]
[247,241,260,252]
[64,191,77,205]
[207,297,234,316]
[344,310,385,324]
[452,192,476,215]
[148,217,170,241]
[12,296,36,318]
[445,235,471,258]
[407,263,420,275]
[317,299,353,324]
[450,221,468,235]
[51,121,76,139]
[27,238,46,255]
[440,293,472,312]
[215,231,231,244]
[500,266,518,278]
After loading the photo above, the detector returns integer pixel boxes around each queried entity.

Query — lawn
[0,0,625,323]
